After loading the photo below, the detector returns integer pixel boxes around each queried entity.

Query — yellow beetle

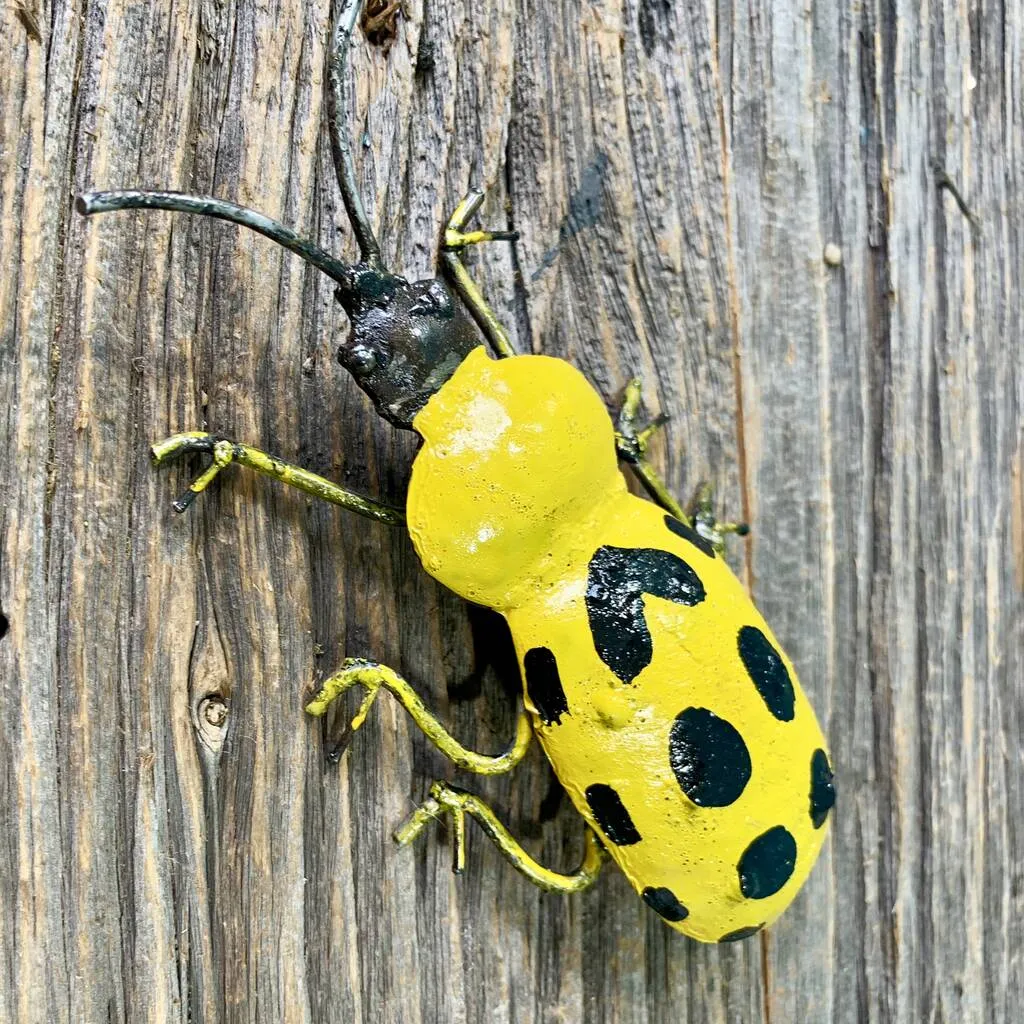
[77,0,833,943]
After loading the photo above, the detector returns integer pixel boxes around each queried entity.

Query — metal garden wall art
[77,0,834,943]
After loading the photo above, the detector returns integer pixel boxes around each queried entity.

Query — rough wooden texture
[2,0,1021,1020]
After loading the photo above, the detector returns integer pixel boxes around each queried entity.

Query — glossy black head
[334,263,481,428]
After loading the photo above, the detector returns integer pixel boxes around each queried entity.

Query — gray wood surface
[2,0,1021,1021]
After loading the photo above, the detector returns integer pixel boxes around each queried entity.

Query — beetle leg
[306,658,533,775]
[394,781,608,893]
[150,431,405,523]
[615,385,752,550]
[687,482,751,554]
[442,188,519,358]
[614,378,690,520]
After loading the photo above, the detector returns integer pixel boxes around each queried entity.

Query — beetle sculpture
[77,0,834,943]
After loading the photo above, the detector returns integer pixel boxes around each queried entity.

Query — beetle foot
[688,482,750,553]
[150,432,240,512]
[394,782,609,892]
[394,781,471,873]
[614,378,669,465]
[305,657,382,724]
[443,187,518,252]
[444,225,519,252]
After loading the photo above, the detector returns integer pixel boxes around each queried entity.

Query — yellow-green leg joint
[688,482,751,554]
[395,781,608,893]
[151,431,405,524]
[306,658,533,775]
[614,379,688,521]
[442,188,519,359]
[615,384,751,551]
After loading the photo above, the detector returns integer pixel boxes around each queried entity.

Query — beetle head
[334,263,481,428]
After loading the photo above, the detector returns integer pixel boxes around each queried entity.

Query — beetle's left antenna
[74,190,355,285]
[327,0,383,268]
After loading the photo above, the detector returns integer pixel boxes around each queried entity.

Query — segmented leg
[152,432,404,523]
[442,188,519,358]
[614,378,688,519]
[687,481,750,554]
[615,381,750,552]
[395,781,608,892]
[306,658,532,775]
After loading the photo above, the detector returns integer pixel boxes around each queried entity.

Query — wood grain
[2,1,1021,1021]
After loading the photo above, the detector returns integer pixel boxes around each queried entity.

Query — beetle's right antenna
[327,0,383,268]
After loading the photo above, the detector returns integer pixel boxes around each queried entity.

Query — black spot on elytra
[669,707,752,807]
[585,783,642,846]
[585,545,705,684]
[524,646,569,726]
[738,625,796,721]
[810,748,835,828]
[719,923,765,943]
[664,514,716,558]
[738,826,798,900]
[642,886,689,922]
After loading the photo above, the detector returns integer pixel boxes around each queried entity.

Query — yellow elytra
[408,346,834,942]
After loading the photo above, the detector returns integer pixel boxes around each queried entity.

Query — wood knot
[194,694,230,752]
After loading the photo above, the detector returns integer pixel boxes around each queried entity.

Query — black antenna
[77,2,382,283]
[327,0,383,267]
[75,190,355,285]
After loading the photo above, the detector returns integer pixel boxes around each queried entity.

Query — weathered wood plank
[1,1,1021,1021]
